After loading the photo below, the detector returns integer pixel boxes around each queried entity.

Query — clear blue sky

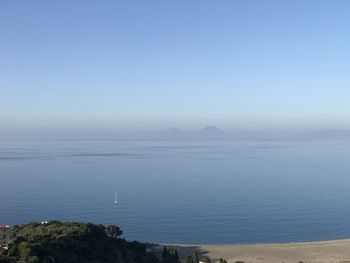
[1,1,350,137]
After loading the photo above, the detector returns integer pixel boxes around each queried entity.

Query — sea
[1,139,350,244]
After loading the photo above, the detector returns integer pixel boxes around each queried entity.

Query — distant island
[161,125,228,140]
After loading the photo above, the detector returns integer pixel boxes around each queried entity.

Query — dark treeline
[162,247,179,263]
[0,221,219,263]
[0,221,159,263]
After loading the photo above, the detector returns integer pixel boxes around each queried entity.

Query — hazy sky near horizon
[1,0,350,137]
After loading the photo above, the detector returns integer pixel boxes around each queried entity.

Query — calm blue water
[1,139,350,244]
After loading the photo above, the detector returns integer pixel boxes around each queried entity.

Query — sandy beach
[166,239,350,263]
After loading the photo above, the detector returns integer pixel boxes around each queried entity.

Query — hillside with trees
[0,221,161,263]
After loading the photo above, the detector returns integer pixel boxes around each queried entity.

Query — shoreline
[164,238,350,263]
[165,236,350,246]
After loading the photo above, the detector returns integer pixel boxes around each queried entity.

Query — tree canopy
[161,246,179,263]
[0,221,159,263]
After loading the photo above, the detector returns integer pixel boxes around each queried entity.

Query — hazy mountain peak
[196,125,226,139]
[166,127,183,134]
[161,127,185,139]
[200,125,223,132]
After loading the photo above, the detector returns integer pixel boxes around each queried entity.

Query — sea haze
[1,139,350,244]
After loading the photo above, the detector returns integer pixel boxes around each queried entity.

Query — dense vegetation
[185,252,200,263]
[0,221,160,263]
[162,247,179,263]
[0,221,216,263]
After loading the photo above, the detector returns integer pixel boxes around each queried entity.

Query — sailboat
[114,190,118,204]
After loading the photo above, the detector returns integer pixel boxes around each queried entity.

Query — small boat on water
[114,190,118,204]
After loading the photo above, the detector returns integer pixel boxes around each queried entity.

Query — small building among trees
[0,225,16,251]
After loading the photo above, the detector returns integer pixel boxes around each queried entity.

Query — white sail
[114,190,118,204]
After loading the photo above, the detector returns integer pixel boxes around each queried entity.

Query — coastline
[165,238,350,263]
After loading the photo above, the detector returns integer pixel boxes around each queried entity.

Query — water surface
[1,139,350,244]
